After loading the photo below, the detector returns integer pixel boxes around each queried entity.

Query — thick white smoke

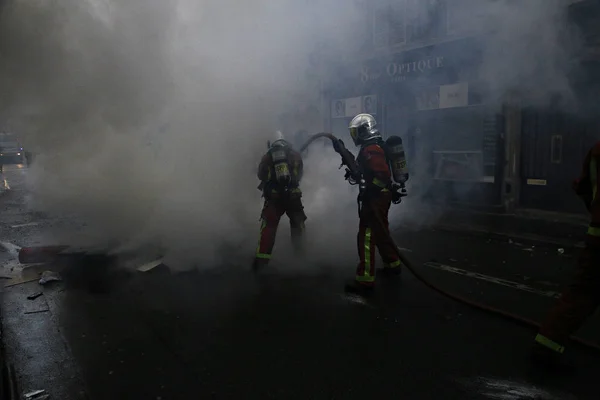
[477,0,582,107]
[391,0,583,227]
[0,0,584,270]
[0,0,364,270]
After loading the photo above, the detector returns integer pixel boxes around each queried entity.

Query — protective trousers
[255,194,307,263]
[355,190,402,286]
[535,245,600,354]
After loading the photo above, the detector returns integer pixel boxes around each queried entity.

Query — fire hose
[300,132,600,354]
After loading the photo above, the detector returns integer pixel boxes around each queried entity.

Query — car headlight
[17,153,21,155]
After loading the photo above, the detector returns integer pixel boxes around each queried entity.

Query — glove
[332,139,344,154]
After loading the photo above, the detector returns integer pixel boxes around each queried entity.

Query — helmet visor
[349,126,359,143]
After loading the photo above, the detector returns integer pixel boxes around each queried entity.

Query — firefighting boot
[379,261,403,277]
[344,280,375,297]
[530,342,576,373]
[252,257,270,272]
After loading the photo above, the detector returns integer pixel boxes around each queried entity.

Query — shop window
[372,0,406,48]
[415,86,440,111]
[406,0,447,42]
[446,0,490,36]
[372,0,452,48]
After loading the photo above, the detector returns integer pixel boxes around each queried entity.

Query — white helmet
[270,130,290,149]
[348,113,381,146]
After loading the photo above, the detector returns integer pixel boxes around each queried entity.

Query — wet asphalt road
[1,165,600,400]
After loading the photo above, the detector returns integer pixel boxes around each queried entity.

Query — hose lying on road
[394,235,600,353]
[302,132,600,354]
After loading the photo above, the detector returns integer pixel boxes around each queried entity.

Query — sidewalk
[395,205,589,250]
[432,207,589,249]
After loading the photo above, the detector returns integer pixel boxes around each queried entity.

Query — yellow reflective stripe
[535,334,565,354]
[592,158,597,200]
[587,226,600,237]
[255,253,271,259]
[291,188,301,193]
[357,228,374,282]
[372,178,387,188]
[381,188,389,192]
[386,260,402,268]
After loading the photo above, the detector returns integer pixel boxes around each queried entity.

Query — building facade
[323,0,600,215]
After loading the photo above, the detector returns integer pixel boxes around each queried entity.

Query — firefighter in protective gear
[342,113,406,295]
[533,141,600,366]
[253,132,307,271]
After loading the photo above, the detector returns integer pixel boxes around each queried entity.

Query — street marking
[423,262,561,299]
[339,293,375,308]
[459,377,576,400]
[11,222,38,228]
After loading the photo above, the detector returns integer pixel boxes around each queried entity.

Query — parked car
[0,133,26,164]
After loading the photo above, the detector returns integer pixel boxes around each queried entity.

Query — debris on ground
[27,292,43,300]
[136,259,164,272]
[11,222,39,228]
[24,309,50,315]
[0,241,21,258]
[24,389,46,399]
[39,271,62,285]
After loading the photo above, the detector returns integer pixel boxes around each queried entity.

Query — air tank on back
[385,135,409,185]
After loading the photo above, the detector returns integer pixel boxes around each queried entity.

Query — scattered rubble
[11,222,39,228]
[24,389,46,399]
[136,259,164,272]
[39,271,62,285]
[27,292,43,300]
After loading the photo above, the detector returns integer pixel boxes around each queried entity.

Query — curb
[1,315,19,400]
[430,223,585,251]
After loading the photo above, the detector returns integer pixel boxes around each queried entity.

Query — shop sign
[360,56,445,83]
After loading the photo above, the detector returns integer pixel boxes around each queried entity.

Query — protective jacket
[574,141,600,246]
[357,140,392,193]
[257,148,303,198]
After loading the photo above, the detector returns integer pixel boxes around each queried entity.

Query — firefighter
[532,141,600,367]
[336,113,408,296]
[253,132,307,271]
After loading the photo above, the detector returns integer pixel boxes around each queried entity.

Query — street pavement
[1,165,600,400]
